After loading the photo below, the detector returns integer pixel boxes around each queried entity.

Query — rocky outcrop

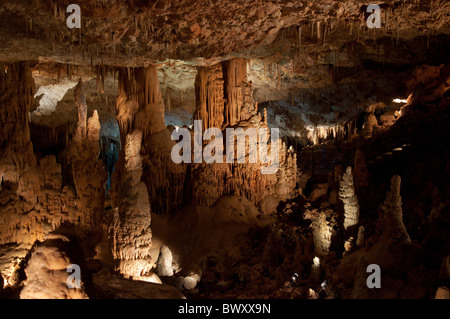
[92,268,184,299]
[20,233,88,299]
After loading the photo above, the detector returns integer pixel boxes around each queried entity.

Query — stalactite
[276,64,281,91]
[223,58,253,126]
[166,90,171,112]
[317,20,322,40]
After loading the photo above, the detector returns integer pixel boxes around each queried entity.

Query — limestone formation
[194,64,225,131]
[362,113,378,138]
[0,0,449,301]
[311,211,332,257]
[110,130,153,278]
[339,166,360,232]
[20,234,88,299]
[112,66,185,216]
[223,58,258,126]
[435,287,450,299]
[310,256,321,282]
[0,62,36,190]
[156,245,174,277]
[68,79,107,228]
[377,175,411,243]
[356,225,365,248]
[190,59,298,209]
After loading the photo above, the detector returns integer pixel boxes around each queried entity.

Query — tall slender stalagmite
[111,129,153,278]
[377,175,411,243]
[339,166,360,232]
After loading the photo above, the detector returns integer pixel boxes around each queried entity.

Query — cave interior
[0,0,449,300]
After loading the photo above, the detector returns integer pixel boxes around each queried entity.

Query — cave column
[223,58,257,126]
[0,62,37,183]
[193,64,225,131]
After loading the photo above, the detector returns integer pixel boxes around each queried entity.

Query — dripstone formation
[0,0,449,300]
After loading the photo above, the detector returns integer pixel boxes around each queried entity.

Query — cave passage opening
[99,118,121,192]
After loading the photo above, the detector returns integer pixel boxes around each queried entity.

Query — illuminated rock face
[0,64,90,246]
[0,70,108,286]
[310,209,334,257]
[110,130,153,278]
[20,234,88,299]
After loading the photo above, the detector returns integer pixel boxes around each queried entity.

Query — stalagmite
[356,225,365,248]
[68,79,107,228]
[339,166,360,232]
[377,175,411,243]
[110,130,153,278]
[311,211,332,256]
[310,257,321,282]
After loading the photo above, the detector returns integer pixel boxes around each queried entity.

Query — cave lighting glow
[393,98,408,103]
